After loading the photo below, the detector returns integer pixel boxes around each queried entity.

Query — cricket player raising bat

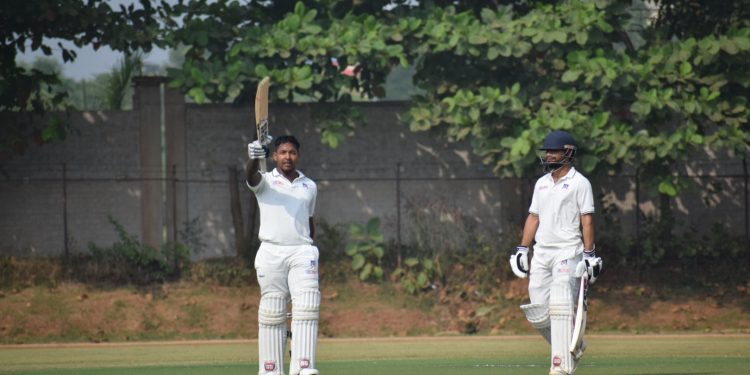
[247,131,320,375]
[510,130,603,375]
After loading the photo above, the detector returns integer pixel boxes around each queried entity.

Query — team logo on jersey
[264,361,276,371]
[302,182,309,189]
[300,358,310,368]
[306,260,318,275]
[563,183,569,189]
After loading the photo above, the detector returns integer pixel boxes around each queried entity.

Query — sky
[16,0,172,81]
[18,43,170,80]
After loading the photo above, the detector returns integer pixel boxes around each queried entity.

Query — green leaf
[404,257,419,267]
[366,217,381,236]
[187,87,206,103]
[345,242,359,256]
[562,70,581,82]
[351,254,366,270]
[254,65,269,77]
[349,223,364,238]
[630,101,651,116]
[511,82,520,95]
[359,262,373,280]
[658,181,678,197]
[679,61,692,75]
[468,34,487,45]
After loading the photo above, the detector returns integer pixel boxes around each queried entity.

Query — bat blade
[255,77,271,171]
[570,276,588,354]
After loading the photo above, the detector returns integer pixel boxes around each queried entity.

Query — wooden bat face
[255,77,270,172]
[255,77,270,145]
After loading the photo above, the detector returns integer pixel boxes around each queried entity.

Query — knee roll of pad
[521,303,551,329]
[259,293,288,326]
[521,303,551,344]
[292,289,320,321]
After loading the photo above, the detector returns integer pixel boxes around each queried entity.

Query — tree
[0,0,163,158]
[104,52,145,110]
[165,0,749,180]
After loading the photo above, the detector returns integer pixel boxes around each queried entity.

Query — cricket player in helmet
[509,130,603,375]
[247,135,321,375]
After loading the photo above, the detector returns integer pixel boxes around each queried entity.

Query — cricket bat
[255,77,271,172]
[570,276,588,354]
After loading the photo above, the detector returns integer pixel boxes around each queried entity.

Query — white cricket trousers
[255,242,320,375]
[528,247,581,305]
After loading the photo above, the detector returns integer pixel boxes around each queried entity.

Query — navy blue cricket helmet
[539,130,577,173]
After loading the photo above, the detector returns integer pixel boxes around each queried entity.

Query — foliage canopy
[3,0,749,195]
[163,0,750,195]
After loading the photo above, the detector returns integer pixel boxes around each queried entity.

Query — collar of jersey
[545,166,577,183]
[271,167,305,183]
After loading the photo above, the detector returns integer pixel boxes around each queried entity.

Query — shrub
[73,216,190,285]
[345,218,385,281]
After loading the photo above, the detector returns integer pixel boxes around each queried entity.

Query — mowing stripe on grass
[1,335,748,374]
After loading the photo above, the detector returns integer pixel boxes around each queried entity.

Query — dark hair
[274,135,300,151]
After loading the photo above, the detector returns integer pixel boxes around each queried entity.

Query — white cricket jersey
[247,168,317,246]
[529,167,594,250]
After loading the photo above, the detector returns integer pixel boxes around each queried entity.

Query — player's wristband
[583,245,596,257]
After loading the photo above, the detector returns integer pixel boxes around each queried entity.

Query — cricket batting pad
[521,303,551,344]
[290,288,320,375]
[549,282,575,374]
[258,293,288,375]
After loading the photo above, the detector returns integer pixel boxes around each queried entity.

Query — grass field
[1,335,748,374]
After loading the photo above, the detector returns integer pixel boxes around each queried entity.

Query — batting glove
[248,140,269,159]
[258,134,273,145]
[510,245,529,278]
[576,248,603,284]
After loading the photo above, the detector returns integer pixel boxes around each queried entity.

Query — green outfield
[1,335,748,374]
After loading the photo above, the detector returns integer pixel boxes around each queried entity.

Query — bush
[186,259,255,286]
[0,257,62,289]
[73,216,191,285]
[345,218,385,281]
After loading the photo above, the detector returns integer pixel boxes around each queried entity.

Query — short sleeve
[578,178,595,215]
[528,180,540,215]
[308,182,317,216]
[246,171,267,194]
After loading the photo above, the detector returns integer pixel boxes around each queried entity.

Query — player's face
[273,142,299,173]
[545,149,566,162]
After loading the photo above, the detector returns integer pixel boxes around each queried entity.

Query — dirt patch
[1,275,749,344]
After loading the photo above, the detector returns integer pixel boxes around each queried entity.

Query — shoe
[299,369,319,375]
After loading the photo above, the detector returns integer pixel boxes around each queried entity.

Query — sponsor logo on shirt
[539,185,549,190]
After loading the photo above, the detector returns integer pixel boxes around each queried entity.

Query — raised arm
[246,140,268,187]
